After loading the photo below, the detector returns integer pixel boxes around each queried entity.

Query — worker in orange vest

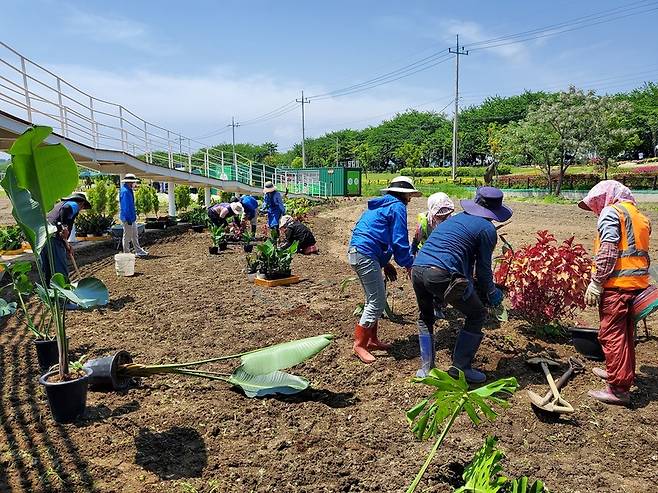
[579,180,651,406]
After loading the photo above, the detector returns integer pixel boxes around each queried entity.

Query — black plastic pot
[145,221,167,230]
[569,327,604,361]
[191,225,204,233]
[218,242,228,251]
[84,350,133,391]
[243,244,253,253]
[39,368,91,423]
[34,339,59,373]
[209,246,219,255]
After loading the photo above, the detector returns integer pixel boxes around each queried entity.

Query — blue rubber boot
[416,332,435,377]
[448,330,486,384]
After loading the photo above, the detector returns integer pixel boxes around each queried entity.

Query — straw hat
[121,173,140,183]
[381,176,422,197]
[230,202,244,215]
[263,181,277,193]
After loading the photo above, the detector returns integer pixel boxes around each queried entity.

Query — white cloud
[46,63,433,150]
[64,6,178,56]
[437,19,528,62]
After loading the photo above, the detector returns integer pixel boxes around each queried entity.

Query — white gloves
[585,281,603,307]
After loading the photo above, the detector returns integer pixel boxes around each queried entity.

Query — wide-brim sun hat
[381,176,422,197]
[264,181,276,193]
[62,191,91,208]
[121,173,140,183]
[230,202,244,215]
[460,186,512,222]
[280,215,294,228]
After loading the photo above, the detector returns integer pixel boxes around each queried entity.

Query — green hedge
[495,172,658,191]
[399,165,512,177]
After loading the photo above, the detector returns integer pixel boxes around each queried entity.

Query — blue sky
[2,0,658,151]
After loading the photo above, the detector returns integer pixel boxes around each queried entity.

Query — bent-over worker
[412,187,511,381]
[348,176,421,364]
[279,215,318,254]
[43,192,91,281]
[580,180,651,406]
[207,201,243,228]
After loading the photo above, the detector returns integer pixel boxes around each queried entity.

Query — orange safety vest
[593,202,651,290]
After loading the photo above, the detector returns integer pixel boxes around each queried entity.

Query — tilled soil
[0,199,657,493]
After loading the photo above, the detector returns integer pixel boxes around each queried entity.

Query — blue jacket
[349,194,413,268]
[240,195,259,220]
[119,184,137,223]
[414,212,497,300]
[261,191,286,227]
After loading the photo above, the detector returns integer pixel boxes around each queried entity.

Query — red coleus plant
[494,231,592,327]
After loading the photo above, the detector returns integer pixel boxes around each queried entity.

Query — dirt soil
[1,198,657,493]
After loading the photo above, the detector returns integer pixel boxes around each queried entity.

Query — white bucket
[114,253,135,277]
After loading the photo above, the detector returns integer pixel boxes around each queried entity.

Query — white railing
[0,41,328,198]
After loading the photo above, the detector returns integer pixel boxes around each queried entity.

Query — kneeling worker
[279,215,318,254]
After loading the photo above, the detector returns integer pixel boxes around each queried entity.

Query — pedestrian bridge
[0,41,326,214]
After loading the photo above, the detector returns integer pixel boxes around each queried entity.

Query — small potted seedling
[252,238,300,287]
[209,224,227,254]
[242,230,255,253]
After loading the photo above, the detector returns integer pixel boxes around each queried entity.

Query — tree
[590,98,639,179]
[290,156,303,169]
[175,185,192,211]
[625,82,658,157]
[394,142,423,175]
[353,142,377,176]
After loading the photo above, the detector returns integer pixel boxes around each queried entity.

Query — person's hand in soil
[383,263,397,282]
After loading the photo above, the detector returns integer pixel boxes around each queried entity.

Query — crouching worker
[43,192,91,281]
[412,187,511,381]
[348,176,421,364]
[279,215,318,254]
[207,201,243,228]
[580,180,651,406]
[411,192,455,254]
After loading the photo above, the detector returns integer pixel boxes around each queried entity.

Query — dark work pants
[207,209,228,228]
[41,237,69,282]
[412,265,486,335]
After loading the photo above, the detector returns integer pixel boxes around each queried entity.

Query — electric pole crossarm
[448,34,469,181]
[227,116,241,166]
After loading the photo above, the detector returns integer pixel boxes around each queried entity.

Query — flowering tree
[494,231,592,328]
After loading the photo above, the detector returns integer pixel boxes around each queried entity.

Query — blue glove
[488,287,504,307]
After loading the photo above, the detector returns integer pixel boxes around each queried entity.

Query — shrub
[494,231,592,329]
[175,185,192,211]
[398,166,513,178]
[632,165,658,174]
[87,178,118,217]
[135,183,154,216]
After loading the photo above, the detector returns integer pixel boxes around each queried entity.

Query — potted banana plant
[1,126,109,423]
[209,224,227,254]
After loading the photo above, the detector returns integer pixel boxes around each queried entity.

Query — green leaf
[240,333,333,375]
[510,477,545,493]
[9,126,79,215]
[0,299,17,317]
[50,274,109,308]
[455,436,507,493]
[494,304,508,322]
[228,366,309,397]
[0,166,50,254]
[405,398,429,424]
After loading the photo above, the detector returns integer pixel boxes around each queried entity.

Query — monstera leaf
[0,299,17,317]
[0,166,52,254]
[8,126,79,215]
[50,274,109,309]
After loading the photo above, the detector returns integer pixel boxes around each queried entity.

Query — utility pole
[227,116,240,165]
[296,90,310,168]
[449,34,468,180]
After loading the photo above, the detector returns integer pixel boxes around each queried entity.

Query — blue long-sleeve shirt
[414,212,497,300]
[119,184,137,223]
[349,194,414,268]
[261,191,286,227]
[240,195,259,220]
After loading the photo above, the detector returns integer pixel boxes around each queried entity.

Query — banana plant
[255,239,298,278]
[118,333,334,398]
[2,126,109,378]
[405,370,518,493]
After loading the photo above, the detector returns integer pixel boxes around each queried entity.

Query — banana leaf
[240,333,333,375]
[0,166,51,254]
[8,126,78,215]
[50,274,109,308]
[228,366,309,397]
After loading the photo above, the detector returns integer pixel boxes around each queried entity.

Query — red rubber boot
[354,323,376,363]
[367,322,391,351]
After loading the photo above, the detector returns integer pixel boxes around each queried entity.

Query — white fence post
[56,78,65,135]
[89,96,98,148]
[167,131,173,168]
[119,106,126,152]
[19,56,32,121]
[143,121,149,160]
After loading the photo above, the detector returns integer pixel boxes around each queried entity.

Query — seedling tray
[254,275,300,287]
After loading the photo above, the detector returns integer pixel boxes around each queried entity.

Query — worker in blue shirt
[260,181,286,235]
[43,192,91,281]
[413,187,512,382]
[120,174,148,257]
[238,194,259,234]
[348,176,421,364]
